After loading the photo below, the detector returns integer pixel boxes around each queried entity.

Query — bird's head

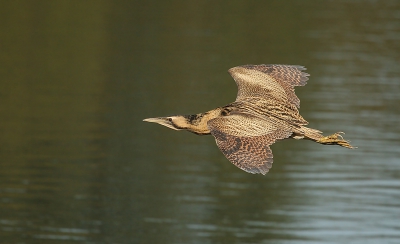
[143,116,188,131]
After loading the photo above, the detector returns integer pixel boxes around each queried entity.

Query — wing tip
[233,64,310,82]
[241,160,272,175]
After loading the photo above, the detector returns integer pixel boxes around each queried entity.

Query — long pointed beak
[143,117,179,130]
[143,117,165,123]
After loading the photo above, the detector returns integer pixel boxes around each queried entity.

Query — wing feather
[208,113,293,175]
[229,64,309,108]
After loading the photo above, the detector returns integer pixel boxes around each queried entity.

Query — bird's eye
[221,110,228,116]
[168,118,173,122]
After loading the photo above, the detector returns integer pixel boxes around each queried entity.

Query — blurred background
[1,0,400,243]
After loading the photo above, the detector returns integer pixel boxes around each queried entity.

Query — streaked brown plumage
[143,64,354,175]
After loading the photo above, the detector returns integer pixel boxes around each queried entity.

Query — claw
[335,132,345,140]
[317,132,355,149]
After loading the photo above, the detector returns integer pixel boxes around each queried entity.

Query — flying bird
[143,64,354,175]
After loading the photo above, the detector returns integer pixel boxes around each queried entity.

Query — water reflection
[1,0,400,243]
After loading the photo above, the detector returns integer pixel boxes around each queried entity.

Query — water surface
[1,1,400,243]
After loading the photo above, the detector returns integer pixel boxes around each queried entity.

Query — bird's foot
[317,132,355,149]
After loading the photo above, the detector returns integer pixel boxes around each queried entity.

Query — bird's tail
[301,126,355,149]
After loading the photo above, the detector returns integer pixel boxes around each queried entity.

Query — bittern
[144,64,354,175]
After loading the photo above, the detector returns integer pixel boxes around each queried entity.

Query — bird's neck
[182,108,223,135]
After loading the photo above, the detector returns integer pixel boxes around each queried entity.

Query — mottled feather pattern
[241,64,309,108]
[208,113,279,137]
[243,65,308,86]
[209,127,292,175]
[230,67,288,104]
[208,113,293,174]
[230,98,308,126]
[209,64,312,174]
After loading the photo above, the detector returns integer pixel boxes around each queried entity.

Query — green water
[1,1,400,243]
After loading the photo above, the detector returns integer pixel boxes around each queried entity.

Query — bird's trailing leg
[316,132,355,149]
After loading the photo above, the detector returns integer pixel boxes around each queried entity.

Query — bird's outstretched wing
[229,64,309,108]
[208,113,292,175]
